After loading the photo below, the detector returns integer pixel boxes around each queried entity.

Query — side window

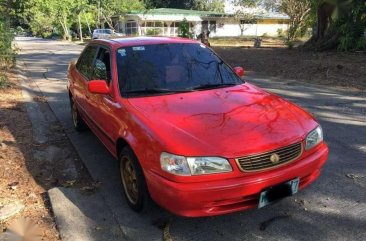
[92,47,112,84]
[76,46,98,79]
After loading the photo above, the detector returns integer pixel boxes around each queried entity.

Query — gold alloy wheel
[121,157,139,205]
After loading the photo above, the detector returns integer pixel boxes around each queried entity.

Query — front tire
[119,147,151,212]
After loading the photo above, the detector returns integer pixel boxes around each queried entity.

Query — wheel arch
[116,137,131,158]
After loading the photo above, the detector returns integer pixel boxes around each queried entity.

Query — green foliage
[277,28,284,38]
[0,75,8,89]
[146,28,161,36]
[231,0,261,8]
[193,0,225,12]
[144,0,224,11]
[284,39,295,49]
[336,0,366,51]
[0,20,16,69]
[26,0,144,39]
[280,0,311,41]
[178,18,192,38]
[0,2,16,70]
[304,0,366,51]
[144,0,195,9]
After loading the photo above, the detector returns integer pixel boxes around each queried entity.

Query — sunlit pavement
[15,37,366,241]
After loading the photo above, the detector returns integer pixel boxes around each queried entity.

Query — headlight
[305,126,323,150]
[187,157,232,175]
[160,152,232,176]
[160,152,190,176]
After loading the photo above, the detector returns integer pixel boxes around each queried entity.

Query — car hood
[127,83,318,158]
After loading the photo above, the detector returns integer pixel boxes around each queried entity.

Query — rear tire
[119,147,151,212]
[70,98,87,132]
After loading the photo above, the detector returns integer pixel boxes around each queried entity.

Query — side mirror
[233,66,245,77]
[88,80,110,94]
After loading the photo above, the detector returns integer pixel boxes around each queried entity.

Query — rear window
[76,46,98,79]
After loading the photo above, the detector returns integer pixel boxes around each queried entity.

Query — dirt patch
[214,47,366,90]
[211,37,287,48]
[0,70,92,240]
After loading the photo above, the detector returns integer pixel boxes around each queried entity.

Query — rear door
[73,45,98,117]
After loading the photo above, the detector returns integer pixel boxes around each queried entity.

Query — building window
[171,22,181,36]
[240,19,257,25]
[209,21,216,32]
[202,20,217,33]
[141,21,166,36]
[126,21,137,35]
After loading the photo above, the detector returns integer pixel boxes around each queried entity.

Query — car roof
[91,36,199,48]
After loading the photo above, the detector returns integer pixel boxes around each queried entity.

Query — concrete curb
[48,187,126,241]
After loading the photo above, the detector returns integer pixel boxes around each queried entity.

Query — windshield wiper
[190,83,237,90]
[125,88,192,95]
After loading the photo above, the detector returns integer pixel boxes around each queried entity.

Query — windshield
[116,43,243,97]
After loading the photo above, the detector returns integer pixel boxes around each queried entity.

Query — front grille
[236,142,302,172]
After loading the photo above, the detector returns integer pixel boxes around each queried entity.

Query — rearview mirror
[233,66,245,77]
[88,80,109,94]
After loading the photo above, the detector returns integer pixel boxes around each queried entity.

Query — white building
[111,8,289,38]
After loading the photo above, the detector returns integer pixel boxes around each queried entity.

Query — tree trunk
[316,2,335,40]
[78,14,83,42]
[83,10,92,36]
[59,17,69,41]
[101,12,115,31]
[303,2,338,50]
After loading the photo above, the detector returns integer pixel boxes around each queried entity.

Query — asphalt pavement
[15,37,366,241]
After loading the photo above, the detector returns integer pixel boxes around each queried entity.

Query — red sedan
[67,37,328,217]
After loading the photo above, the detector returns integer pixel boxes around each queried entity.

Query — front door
[86,46,120,153]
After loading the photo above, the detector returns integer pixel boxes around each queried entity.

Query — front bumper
[146,143,328,217]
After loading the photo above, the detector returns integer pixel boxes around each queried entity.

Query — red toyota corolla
[67,37,328,217]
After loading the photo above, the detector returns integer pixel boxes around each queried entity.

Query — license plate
[258,178,300,208]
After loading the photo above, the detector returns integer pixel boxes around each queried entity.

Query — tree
[234,11,257,36]
[99,0,145,30]
[0,1,16,68]
[73,1,92,41]
[279,0,311,41]
[193,0,225,12]
[261,0,281,12]
[231,0,260,36]
[178,18,193,38]
[143,0,195,9]
[305,0,366,51]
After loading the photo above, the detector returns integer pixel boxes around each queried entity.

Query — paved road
[16,37,366,241]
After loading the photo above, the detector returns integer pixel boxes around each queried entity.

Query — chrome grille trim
[236,142,303,172]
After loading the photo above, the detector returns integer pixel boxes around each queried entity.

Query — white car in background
[92,29,124,39]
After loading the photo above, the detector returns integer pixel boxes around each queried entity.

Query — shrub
[0,20,16,70]
[146,28,161,36]
[277,28,284,38]
[178,18,192,39]
[285,40,295,49]
[41,31,53,39]
[0,75,8,89]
